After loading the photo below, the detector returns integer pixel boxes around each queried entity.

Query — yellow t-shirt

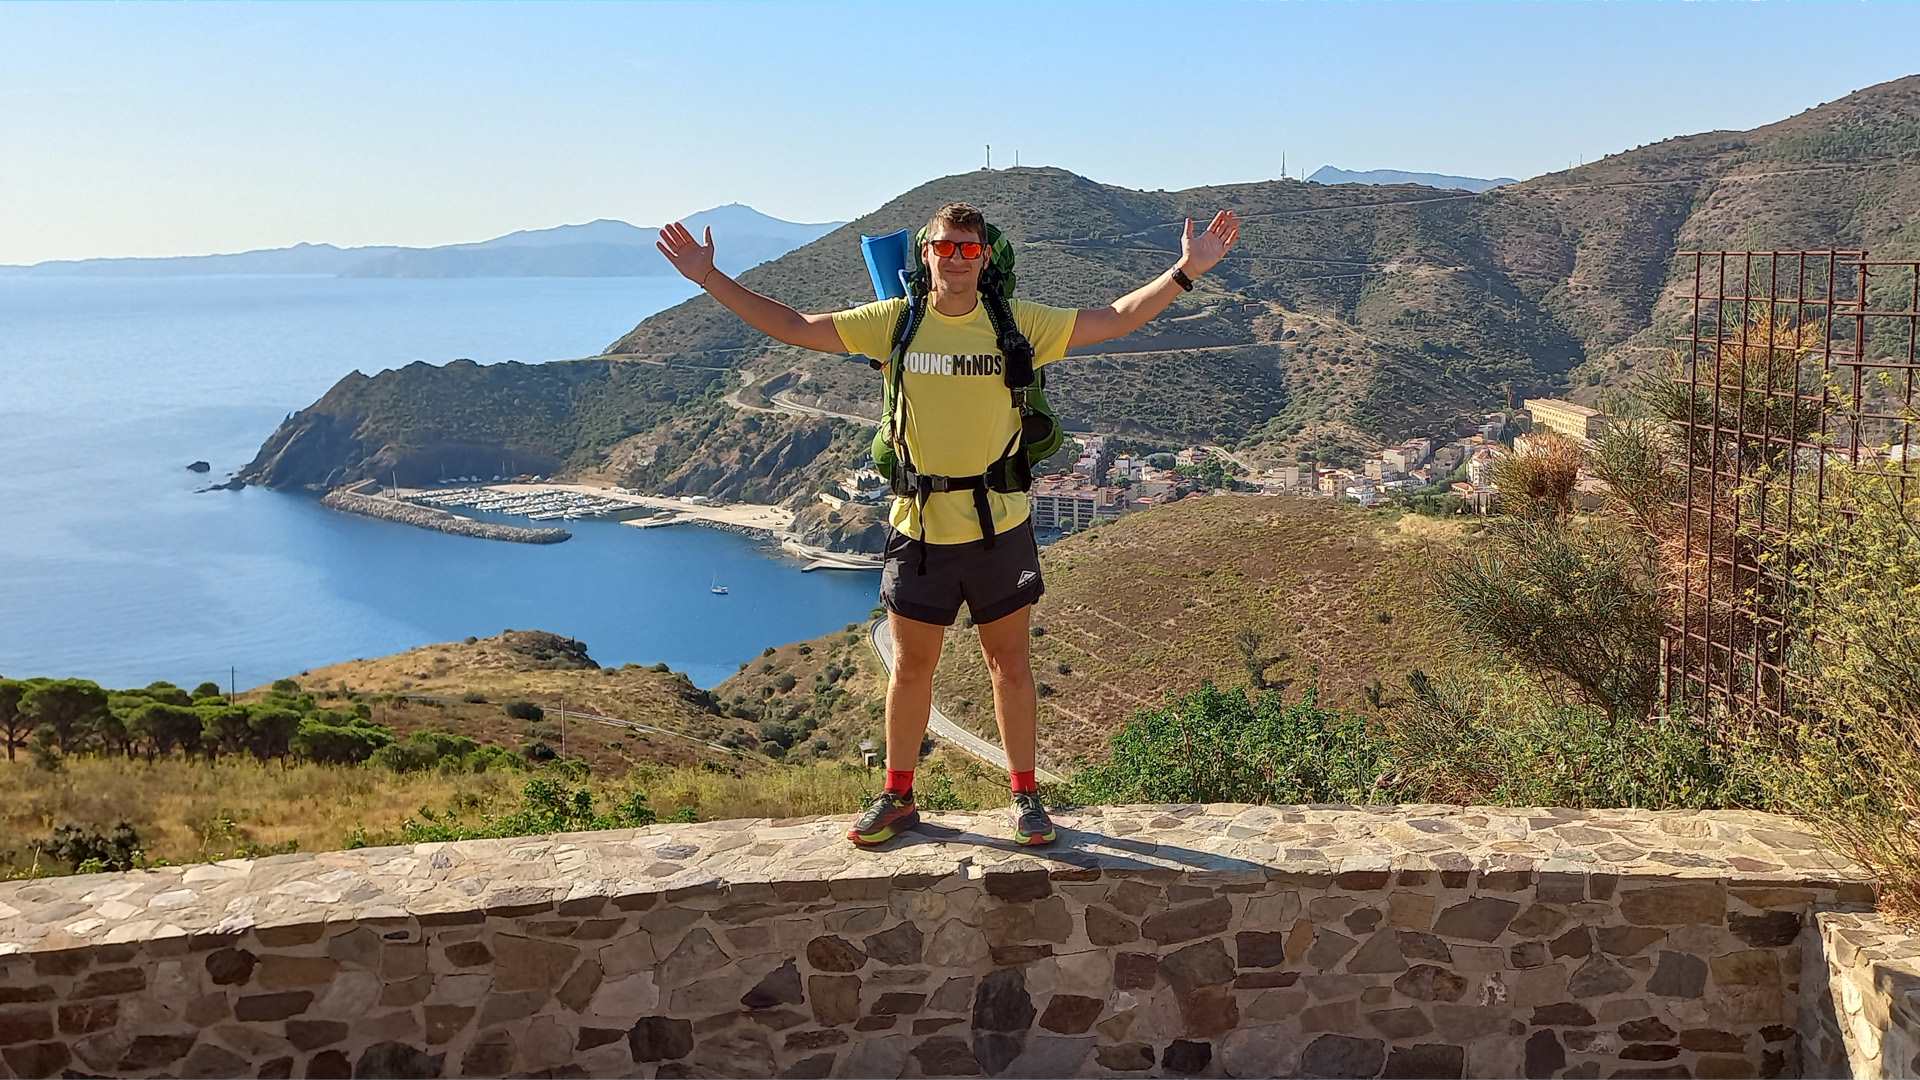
[834,297,1077,544]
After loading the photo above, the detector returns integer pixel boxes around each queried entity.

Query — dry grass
[0,756,523,871]
[633,748,1011,820]
[0,748,1007,876]
[1493,433,1586,519]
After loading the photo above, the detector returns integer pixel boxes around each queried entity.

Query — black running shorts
[879,517,1044,627]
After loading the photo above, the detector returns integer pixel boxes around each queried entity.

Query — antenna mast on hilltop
[985,144,992,170]
[1281,151,1287,179]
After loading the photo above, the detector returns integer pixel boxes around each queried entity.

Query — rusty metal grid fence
[1662,249,1920,722]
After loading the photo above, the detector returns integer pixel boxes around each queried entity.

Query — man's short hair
[926,202,987,243]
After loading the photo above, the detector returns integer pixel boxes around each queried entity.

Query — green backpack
[869,220,1066,566]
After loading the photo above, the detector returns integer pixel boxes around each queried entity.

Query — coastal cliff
[600,404,868,507]
[239,358,720,490]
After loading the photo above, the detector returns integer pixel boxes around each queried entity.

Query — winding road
[866,617,1064,784]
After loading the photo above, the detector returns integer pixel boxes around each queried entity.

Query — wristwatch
[1171,267,1194,291]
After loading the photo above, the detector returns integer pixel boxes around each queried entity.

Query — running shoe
[1012,791,1056,846]
[848,791,920,847]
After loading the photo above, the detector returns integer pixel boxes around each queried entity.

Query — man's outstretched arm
[656,222,846,354]
[1067,210,1241,351]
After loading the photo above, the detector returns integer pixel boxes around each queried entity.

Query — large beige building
[1030,476,1126,532]
[1524,398,1609,443]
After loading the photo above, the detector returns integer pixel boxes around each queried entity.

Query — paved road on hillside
[867,617,1064,784]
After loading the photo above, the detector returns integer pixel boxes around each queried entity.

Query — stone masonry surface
[1802,911,1920,1079]
[0,804,1884,1079]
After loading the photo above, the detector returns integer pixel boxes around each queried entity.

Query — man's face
[925,224,985,294]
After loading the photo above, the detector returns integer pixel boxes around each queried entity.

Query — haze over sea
[0,275,878,690]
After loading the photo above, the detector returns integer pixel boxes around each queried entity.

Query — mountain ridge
[0,204,842,279]
[239,74,1920,501]
[1308,166,1517,192]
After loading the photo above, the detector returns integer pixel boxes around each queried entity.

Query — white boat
[710,574,728,596]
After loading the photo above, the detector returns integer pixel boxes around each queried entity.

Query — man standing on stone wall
[659,201,1240,846]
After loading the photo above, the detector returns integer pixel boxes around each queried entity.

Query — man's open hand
[1180,210,1241,277]
[656,222,716,286]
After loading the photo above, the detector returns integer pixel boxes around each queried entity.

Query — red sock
[1010,770,1038,794]
[885,769,915,797]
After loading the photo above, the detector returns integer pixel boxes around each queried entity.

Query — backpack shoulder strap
[979,283,1035,393]
[884,292,927,452]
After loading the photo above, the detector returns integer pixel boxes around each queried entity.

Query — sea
[0,274,879,691]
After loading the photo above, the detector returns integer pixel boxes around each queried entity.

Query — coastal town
[335,396,1617,559]
[1265,396,1614,515]
[813,396,1617,537]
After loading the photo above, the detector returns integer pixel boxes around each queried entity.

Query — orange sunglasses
[927,239,986,260]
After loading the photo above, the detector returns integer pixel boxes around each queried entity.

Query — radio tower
[985,144,992,170]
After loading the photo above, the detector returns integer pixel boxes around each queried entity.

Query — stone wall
[1801,911,1920,1078]
[0,805,1879,1079]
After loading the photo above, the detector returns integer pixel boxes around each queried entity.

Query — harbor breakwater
[320,486,571,544]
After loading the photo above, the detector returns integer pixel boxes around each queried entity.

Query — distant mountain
[0,204,841,279]
[346,205,840,278]
[0,242,406,278]
[1308,166,1517,193]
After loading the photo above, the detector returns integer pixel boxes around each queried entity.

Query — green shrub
[504,701,544,722]
[1386,672,1763,810]
[370,741,438,773]
[35,822,143,873]
[1431,518,1661,722]
[466,744,526,774]
[1758,466,1920,922]
[372,731,483,773]
[349,777,659,846]
[271,679,301,695]
[1066,683,1389,806]
[460,691,489,704]
[291,716,393,765]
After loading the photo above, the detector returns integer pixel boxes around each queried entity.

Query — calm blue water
[0,275,877,690]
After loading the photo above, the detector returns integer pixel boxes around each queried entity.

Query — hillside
[605,75,1920,458]
[285,629,759,772]
[732,495,1472,771]
[239,357,723,489]
[709,620,892,761]
[243,75,1920,496]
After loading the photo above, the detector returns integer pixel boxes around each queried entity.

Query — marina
[404,485,659,522]
[389,481,882,572]
[320,483,571,544]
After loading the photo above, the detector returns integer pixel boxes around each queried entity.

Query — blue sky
[3,1,1915,265]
